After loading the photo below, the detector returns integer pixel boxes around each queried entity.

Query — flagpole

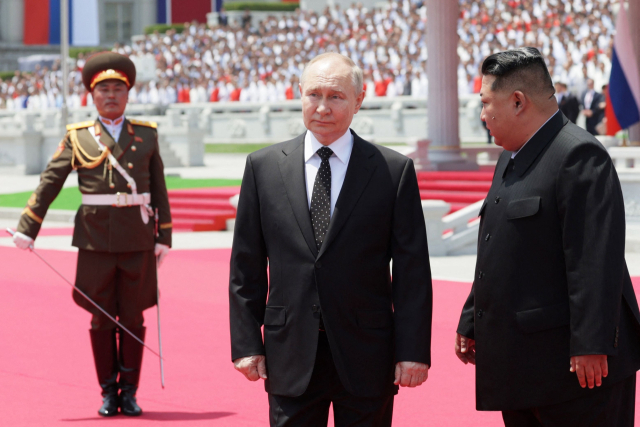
[61,0,70,127]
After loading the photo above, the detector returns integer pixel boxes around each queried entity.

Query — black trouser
[74,249,156,330]
[502,374,636,427]
[268,332,394,427]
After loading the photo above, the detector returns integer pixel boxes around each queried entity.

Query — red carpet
[1,246,638,426]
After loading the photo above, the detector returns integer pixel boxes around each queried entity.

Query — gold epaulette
[129,119,158,129]
[66,121,95,131]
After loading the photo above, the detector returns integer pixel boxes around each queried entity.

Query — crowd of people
[0,0,619,110]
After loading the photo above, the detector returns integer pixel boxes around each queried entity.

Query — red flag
[605,88,622,136]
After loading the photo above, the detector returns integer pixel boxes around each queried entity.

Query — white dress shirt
[99,115,125,142]
[304,130,353,216]
[511,110,559,159]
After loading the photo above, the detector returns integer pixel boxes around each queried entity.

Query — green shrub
[223,2,300,12]
[69,46,102,59]
[0,70,15,81]
[144,23,186,35]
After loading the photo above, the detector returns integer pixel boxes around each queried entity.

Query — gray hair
[300,52,364,96]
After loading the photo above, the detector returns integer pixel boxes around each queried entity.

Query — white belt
[82,193,151,207]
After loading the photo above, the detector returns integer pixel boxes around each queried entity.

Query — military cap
[82,51,136,91]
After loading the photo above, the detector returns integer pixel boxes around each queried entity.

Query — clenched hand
[234,355,268,381]
[455,333,476,365]
[394,361,429,387]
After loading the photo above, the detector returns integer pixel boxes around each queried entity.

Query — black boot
[118,327,145,416]
[89,329,119,417]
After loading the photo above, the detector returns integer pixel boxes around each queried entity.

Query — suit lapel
[317,132,377,260]
[278,133,318,258]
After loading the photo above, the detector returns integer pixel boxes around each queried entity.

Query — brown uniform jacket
[18,118,172,252]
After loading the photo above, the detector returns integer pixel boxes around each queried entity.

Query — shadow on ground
[60,411,235,422]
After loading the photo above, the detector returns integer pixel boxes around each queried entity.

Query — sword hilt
[6,228,34,250]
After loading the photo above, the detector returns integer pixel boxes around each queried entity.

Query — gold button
[131,146,137,151]
[109,183,115,189]
[128,163,133,169]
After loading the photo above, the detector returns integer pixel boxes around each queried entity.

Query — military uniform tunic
[17,118,172,320]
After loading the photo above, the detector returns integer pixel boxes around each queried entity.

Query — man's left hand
[570,354,608,389]
[394,361,429,387]
[154,243,170,267]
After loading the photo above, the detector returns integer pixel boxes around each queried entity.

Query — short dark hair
[481,47,554,96]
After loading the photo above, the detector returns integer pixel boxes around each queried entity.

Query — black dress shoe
[98,393,119,417]
[119,390,142,416]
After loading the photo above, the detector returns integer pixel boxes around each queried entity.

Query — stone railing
[163,95,486,144]
[609,147,640,170]
[422,200,484,256]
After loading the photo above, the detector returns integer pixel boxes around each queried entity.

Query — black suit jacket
[457,112,640,411]
[558,93,580,124]
[229,130,432,398]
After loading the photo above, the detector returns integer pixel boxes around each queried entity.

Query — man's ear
[354,90,366,113]
[513,90,527,116]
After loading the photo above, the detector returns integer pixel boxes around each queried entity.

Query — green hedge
[0,71,15,81]
[223,2,299,11]
[144,23,185,35]
[69,46,102,59]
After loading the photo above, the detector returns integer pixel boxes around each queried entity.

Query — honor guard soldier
[12,52,172,417]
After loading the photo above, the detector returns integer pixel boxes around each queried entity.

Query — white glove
[154,243,170,268]
[13,232,34,250]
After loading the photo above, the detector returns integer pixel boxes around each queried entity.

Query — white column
[137,0,157,34]
[421,0,477,171]
[628,0,640,143]
[0,0,24,43]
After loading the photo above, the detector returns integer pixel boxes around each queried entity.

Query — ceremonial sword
[6,228,163,361]
[154,208,165,388]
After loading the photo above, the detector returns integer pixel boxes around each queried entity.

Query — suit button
[485,234,491,241]
[127,163,133,169]
[477,309,483,318]
[311,304,320,313]
[494,196,501,204]
[315,261,322,269]
[478,271,485,279]
[131,145,137,151]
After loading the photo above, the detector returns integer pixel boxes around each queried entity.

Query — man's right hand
[13,232,34,250]
[455,333,476,365]
[233,355,267,381]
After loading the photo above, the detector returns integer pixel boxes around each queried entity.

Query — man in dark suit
[582,78,605,135]
[229,52,432,427]
[554,82,579,124]
[455,47,640,426]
